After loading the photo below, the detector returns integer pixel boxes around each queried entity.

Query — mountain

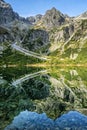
[32,8,87,62]
[0,0,87,63]
[0,0,29,25]
[60,19,87,63]
[0,0,43,25]
[0,0,32,49]
[75,11,87,19]
[0,0,15,25]
[41,7,66,28]
[20,8,74,54]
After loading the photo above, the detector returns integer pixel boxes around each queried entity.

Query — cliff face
[21,29,49,53]
[0,0,31,46]
[0,0,18,24]
[42,7,66,28]
[26,14,42,24]
[0,0,29,25]
[61,19,87,62]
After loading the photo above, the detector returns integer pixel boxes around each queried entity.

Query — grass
[0,47,42,66]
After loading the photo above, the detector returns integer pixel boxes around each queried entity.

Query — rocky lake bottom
[5,110,87,130]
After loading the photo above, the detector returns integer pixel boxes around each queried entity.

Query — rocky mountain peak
[42,7,66,28]
[0,0,17,24]
[0,0,11,8]
[49,7,57,12]
[0,0,30,25]
[45,7,64,17]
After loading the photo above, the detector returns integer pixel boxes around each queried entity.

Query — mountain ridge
[0,0,87,63]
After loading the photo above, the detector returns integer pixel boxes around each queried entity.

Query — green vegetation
[0,44,42,66]
[0,72,50,129]
[0,83,35,129]
[76,47,87,63]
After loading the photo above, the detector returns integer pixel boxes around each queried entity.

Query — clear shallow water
[0,66,87,129]
[5,110,87,130]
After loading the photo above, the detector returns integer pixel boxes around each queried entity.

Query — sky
[5,0,87,18]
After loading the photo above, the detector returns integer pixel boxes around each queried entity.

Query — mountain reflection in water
[0,66,87,129]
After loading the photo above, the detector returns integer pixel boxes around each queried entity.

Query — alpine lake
[0,60,87,129]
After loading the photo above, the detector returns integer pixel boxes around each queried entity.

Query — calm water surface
[0,66,87,129]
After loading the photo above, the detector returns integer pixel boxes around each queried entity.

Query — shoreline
[0,63,87,68]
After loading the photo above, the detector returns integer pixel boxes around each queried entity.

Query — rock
[26,14,42,24]
[35,14,43,22]
[26,16,36,24]
[5,110,54,130]
[42,7,66,28]
[5,110,87,130]
[21,29,49,53]
[0,0,29,25]
[0,0,17,24]
[55,111,87,130]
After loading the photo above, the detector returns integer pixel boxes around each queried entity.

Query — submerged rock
[5,110,87,130]
[5,110,54,130]
[55,111,87,130]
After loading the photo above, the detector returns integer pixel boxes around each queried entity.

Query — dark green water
[0,66,87,129]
